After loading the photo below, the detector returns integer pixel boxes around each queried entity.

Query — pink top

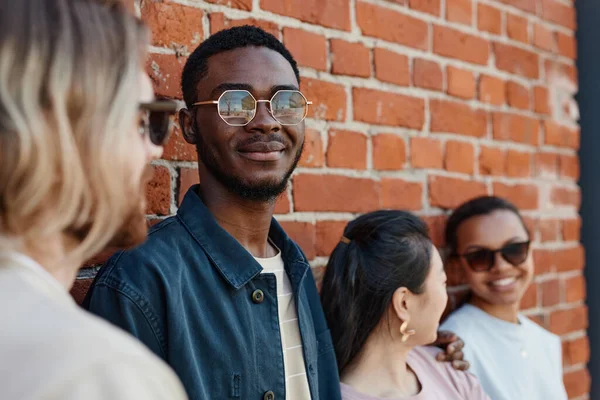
[340,346,490,400]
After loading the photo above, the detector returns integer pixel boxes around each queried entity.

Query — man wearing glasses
[84,26,465,400]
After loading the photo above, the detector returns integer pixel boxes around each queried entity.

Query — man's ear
[179,108,197,145]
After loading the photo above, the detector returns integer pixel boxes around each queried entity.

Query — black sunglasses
[139,100,178,146]
[458,241,531,272]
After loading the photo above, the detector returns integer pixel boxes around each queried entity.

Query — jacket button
[263,391,275,400]
[252,289,264,304]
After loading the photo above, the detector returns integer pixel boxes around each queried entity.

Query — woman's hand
[432,330,470,371]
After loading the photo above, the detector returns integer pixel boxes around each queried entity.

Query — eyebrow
[208,83,300,99]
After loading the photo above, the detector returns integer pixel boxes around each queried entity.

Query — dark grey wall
[577,0,600,393]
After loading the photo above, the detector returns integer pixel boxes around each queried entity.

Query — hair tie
[340,236,351,244]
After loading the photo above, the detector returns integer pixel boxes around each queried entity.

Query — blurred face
[181,46,305,201]
[455,210,533,306]
[404,245,448,345]
[107,71,164,248]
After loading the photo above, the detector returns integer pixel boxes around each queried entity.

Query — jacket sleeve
[85,283,167,361]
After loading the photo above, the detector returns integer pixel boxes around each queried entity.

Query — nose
[491,252,512,273]
[246,101,280,134]
[145,136,164,161]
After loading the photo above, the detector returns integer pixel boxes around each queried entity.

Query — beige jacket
[0,252,188,400]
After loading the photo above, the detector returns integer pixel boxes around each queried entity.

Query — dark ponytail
[320,210,433,373]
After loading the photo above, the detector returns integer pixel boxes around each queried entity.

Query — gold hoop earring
[400,320,416,343]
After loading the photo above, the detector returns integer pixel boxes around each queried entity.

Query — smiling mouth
[487,276,521,292]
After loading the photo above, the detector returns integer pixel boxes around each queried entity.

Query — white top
[256,248,311,400]
[440,304,568,400]
[0,251,188,400]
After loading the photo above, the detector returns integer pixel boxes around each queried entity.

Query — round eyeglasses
[192,89,312,126]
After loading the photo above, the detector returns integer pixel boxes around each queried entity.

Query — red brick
[300,78,346,121]
[541,279,560,307]
[356,2,429,50]
[544,121,580,149]
[374,48,410,86]
[535,152,558,178]
[209,13,279,37]
[293,174,380,212]
[70,278,94,305]
[492,112,539,145]
[444,140,475,174]
[520,283,538,309]
[564,336,590,366]
[479,146,505,176]
[279,221,315,260]
[433,25,489,65]
[555,245,585,272]
[544,59,578,87]
[330,39,371,77]
[551,186,581,208]
[372,134,406,170]
[522,216,537,238]
[409,0,441,16]
[556,32,577,60]
[541,0,576,30]
[142,2,204,49]
[84,248,118,267]
[493,182,539,210]
[261,0,351,30]
[274,193,290,214]
[497,0,537,13]
[146,166,171,215]
[298,128,324,168]
[430,99,487,137]
[205,0,252,10]
[413,59,443,91]
[446,0,472,25]
[353,88,425,129]
[447,67,476,99]
[163,122,198,162]
[562,217,581,241]
[533,86,550,115]
[411,137,443,169]
[423,215,448,248]
[506,81,530,110]
[478,4,502,34]
[533,23,555,52]
[505,149,531,177]
[479,75,505,105]
[559,154,579,180]
[146,54,186,99]
[533,249,554,275]
[494,43,540,79]
[539,218,559,242]
[506,13,529,44]
[283,28,327,71]
[381,178,423,210]
[315,220,349,256]
[178,167,199,205]
[429,176,487,209]
[327,130,368,169]
[549,305,588,335]
[564,369,591,398]
[565,275,586,303]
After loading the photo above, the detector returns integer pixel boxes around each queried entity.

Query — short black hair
[444,196,529,257]
[181,25,301,108]
[320,210,433,372]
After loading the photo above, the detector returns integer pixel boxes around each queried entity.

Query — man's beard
[196,134,304,202]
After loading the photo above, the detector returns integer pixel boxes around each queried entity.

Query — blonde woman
[0,0,186,399]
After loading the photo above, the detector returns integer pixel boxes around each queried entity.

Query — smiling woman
[441,196,568,400]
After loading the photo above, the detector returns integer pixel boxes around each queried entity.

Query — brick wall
[72,0,588,398]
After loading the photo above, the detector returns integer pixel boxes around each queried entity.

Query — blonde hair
[0,0,149,262]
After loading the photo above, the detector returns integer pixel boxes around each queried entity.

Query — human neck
[341,335,420,398]
[198,178,278,259]
[19,234,82,290]
[469,296,520,323]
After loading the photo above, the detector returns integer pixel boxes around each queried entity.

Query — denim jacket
[83,185,341,400]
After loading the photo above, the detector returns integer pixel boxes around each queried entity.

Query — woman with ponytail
[320,210,490,400]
